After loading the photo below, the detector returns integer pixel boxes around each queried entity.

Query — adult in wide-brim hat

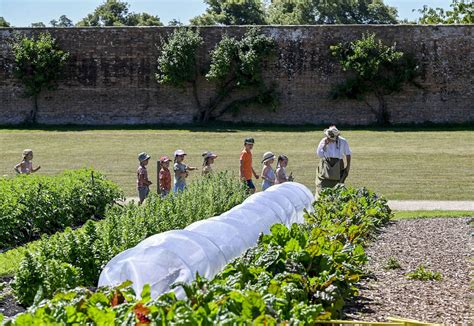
[315,125,352,198]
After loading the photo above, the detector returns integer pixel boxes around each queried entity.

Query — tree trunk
[28,95,39,124]
[375,93,390,126]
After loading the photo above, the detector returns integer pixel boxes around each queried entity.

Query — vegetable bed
[0,169,123,249]
[3,186,392,324]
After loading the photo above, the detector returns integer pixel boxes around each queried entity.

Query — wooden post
[157,160,161,195]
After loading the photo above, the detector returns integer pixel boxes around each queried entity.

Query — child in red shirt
[159,156,172,196]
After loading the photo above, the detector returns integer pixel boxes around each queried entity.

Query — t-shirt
[202,165,213,176]
[174,162,188,186]
[316,136,352,159]
[137,165,149,188]
[159,168,171,192]
[240,149,253,180]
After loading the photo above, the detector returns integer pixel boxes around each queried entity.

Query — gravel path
[388,201,474,211]
[344,218,473,325]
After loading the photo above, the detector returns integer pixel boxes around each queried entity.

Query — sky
[0,0,453,27]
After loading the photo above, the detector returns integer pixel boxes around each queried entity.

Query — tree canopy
[267,0,398,25]
[0,17,10,27]
[416,0,473,24]
[76,0,162,26]
[190,0,266,25]
[50,15,74,27]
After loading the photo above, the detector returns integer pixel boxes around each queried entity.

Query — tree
[0,17,10,27]
[11,33,69,124]
[76,0,162,26]
[31,22,46,27]
[168,19,183,26]
[156,28,277,122]
[50,15,74,27]
[267,0,398,25]
[416,0,473,24]
[190,0,266,25]
[330,33,419,125]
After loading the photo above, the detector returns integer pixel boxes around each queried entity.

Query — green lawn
[393,210,474,220]
[1,126,473,200]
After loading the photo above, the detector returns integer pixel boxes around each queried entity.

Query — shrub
[9,186,391,323]
[0,168,123,249]
[12,172,247,306]
[406,264,442,281]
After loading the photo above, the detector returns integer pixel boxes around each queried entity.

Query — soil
[0,277,25,319]
[343,217,473,325]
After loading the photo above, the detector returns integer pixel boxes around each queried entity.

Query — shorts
[245,179,255,190]
[138,186,149,202]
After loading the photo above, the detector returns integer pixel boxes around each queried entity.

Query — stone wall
[0,25,472,125]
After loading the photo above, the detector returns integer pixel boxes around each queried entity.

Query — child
[239,137,259,194]
[275,154,294,184]
[137,152,152,205]
[159,156,172,196]
[14,149,41,175]
[261,151,276,191]
[202,151,218,176]
[173,149,197,192]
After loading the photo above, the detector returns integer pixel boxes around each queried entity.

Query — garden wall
[0,25,472,125]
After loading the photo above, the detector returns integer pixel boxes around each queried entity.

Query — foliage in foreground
[6,186,391,324]
[12,172,247,306]
[0,168,122,249]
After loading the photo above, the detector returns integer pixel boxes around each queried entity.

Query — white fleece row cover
[98,182,314,299]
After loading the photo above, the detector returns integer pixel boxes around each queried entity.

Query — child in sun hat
[137,152,152,205]
[202,151,218,176]
[260,151,276,191]
[275,154,293,184]
[239,137,259,194]
[159,156,172,196]
[173,149,197,193]
[14,149,41,175]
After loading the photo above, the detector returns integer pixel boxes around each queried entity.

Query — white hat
[261,151,275,163]
[324,126,340,140]
[202,151,218,159]
[174,149,186,157]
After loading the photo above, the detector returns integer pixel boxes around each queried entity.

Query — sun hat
[174,149,186,157]
[22,149,33,157]
[159,156,171,163]
[138,152,151,162]
[244,137,255,144]
[324,126,340,140]
[202,151,218,159]
[261,151,275,163]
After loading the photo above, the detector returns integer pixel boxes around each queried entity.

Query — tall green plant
[416,0,473,24]
[12,172,247,306]
[11,33,69,124]
[156,27,277,122]
[330,33,419,125]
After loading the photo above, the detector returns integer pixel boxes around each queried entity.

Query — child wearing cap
[173,149,197,193]
[202,151,217,176]
[159,156,172,196]
[261,151,276,191]
[14,149,41,175]
[137,152,152,205]
[239,137,259,194]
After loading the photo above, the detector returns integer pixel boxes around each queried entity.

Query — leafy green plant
[384,257,402,270]
[11,33,69,124]
[330,33,419,125]
[416,0,473,24]
[156,27,277,122]
[0,168,123,249]
[406,264,442,281]
[12,172,247,306]
[8,186,391,323]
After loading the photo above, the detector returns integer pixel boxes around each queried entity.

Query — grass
[393,210,474,220]
[0,127,473,199]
